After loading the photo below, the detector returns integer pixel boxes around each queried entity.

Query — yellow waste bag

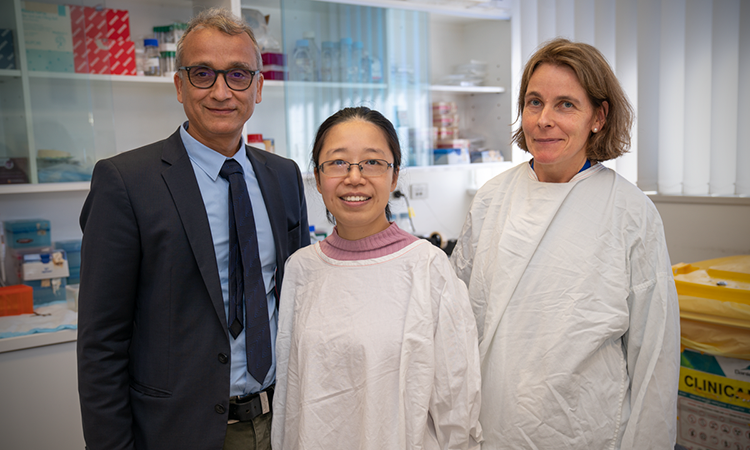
[673,255,750,360]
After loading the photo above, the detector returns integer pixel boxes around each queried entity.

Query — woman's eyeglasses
[317,159,394,177]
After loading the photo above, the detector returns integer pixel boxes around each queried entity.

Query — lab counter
[0,329,85,449]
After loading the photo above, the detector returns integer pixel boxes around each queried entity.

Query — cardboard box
[70,5,134,75]
[74,37,135,75]
[109,39,135,75]
[105,9,131,41]
[22,250,69,281]
[677,349,750,449]
[22,1,74,72]
[0,29,16,70]
[0,158,29,184]
[69,5,130,41]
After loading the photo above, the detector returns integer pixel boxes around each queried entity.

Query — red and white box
[109,39,135,75]
[83,37,111,74]
[70,5,106,40]
[106,9,130,41]
[70,4,134,75]
[76,38,135,75]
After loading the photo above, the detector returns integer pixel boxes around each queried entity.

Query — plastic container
[673,255,750,359]
[672,255,750,449]
[0,284,33,316]
[247,133,264,148]
[302,31,320,81]
[351,41,364,82]
[3,219,51,249]
[160,50,176,77]
[339,37,354,82]
[55,239,81,285]
[290,39,315,82]
[320,41,338,82]
[24,277,66,306]
[143,38,160,76]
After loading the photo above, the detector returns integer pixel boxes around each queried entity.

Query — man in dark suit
[77,8,309,450]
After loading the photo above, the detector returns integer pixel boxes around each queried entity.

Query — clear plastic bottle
[302,31,320,81]
[360,51,372,83]
[143,38,160,76]
[351,41,364,83]
[370,53,383,83]
[320,41,336,82]
[290,39,315,82]
[339,37,354,82]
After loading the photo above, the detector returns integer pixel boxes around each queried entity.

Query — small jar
[143,39,160,76]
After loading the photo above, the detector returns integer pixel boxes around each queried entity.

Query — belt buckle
[260,390,270,415]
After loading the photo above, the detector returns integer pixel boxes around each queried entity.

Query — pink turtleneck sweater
[318,222,419,261]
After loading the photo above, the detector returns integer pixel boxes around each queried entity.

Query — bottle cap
[295,39,309,47]
[144,38,158,46]
[247,134,264,143]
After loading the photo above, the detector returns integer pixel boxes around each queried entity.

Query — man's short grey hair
[175,8,262,76]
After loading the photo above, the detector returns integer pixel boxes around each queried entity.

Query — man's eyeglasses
[179,66,257,91]
[317,159,394,177]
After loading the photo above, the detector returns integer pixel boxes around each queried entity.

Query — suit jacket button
[218,353,228,364]
[215,404,226,414]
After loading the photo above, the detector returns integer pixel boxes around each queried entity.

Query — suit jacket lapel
[161,129,227,330]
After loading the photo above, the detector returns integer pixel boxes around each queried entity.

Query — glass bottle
[143,38,160,76]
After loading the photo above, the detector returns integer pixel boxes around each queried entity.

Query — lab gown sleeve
[427,256,483,449]
[619,207,680,449]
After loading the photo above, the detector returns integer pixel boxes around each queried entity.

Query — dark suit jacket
[77,128,309,450]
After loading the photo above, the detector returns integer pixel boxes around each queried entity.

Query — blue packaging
[24,277,67,306]
[0,29,16,70]
[3,219,51,249]
[54,239,81,267]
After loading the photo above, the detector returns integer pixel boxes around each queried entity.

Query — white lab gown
[273,239,482,450]
[451,162,680,450]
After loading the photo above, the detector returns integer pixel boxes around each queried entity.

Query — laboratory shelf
[429,85,505,94]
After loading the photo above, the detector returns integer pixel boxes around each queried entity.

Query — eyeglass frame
[317,159,395,177]
[178,65,258,91]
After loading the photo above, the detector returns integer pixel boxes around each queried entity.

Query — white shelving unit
[429,85,505,94]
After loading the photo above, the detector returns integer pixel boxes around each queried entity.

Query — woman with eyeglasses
[271,106,482,450]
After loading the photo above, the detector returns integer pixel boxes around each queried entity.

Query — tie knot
[219,159,244,180]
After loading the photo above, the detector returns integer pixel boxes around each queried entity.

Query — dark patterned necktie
[219,158,272,382]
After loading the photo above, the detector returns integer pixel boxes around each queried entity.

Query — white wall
[651,196,750,265]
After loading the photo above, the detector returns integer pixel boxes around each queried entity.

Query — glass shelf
[429,85,505,94]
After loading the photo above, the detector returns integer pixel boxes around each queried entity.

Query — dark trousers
[222,412,272,450]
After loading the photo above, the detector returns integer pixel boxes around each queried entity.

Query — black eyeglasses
[178,66,257,91]
[317,159,394,177]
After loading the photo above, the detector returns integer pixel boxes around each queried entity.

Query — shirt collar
[180,121,251,180]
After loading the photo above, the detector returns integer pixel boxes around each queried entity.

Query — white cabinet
[429,13,512,162]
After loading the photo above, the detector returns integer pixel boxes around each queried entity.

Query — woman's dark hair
[512,38,634,162]
[311,107,401,223]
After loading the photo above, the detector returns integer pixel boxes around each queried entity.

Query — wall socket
[410,183,428,199]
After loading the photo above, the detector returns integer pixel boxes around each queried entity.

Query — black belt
[228,385,274,423]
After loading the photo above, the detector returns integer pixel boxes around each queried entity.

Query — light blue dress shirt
[180,123,277,397]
